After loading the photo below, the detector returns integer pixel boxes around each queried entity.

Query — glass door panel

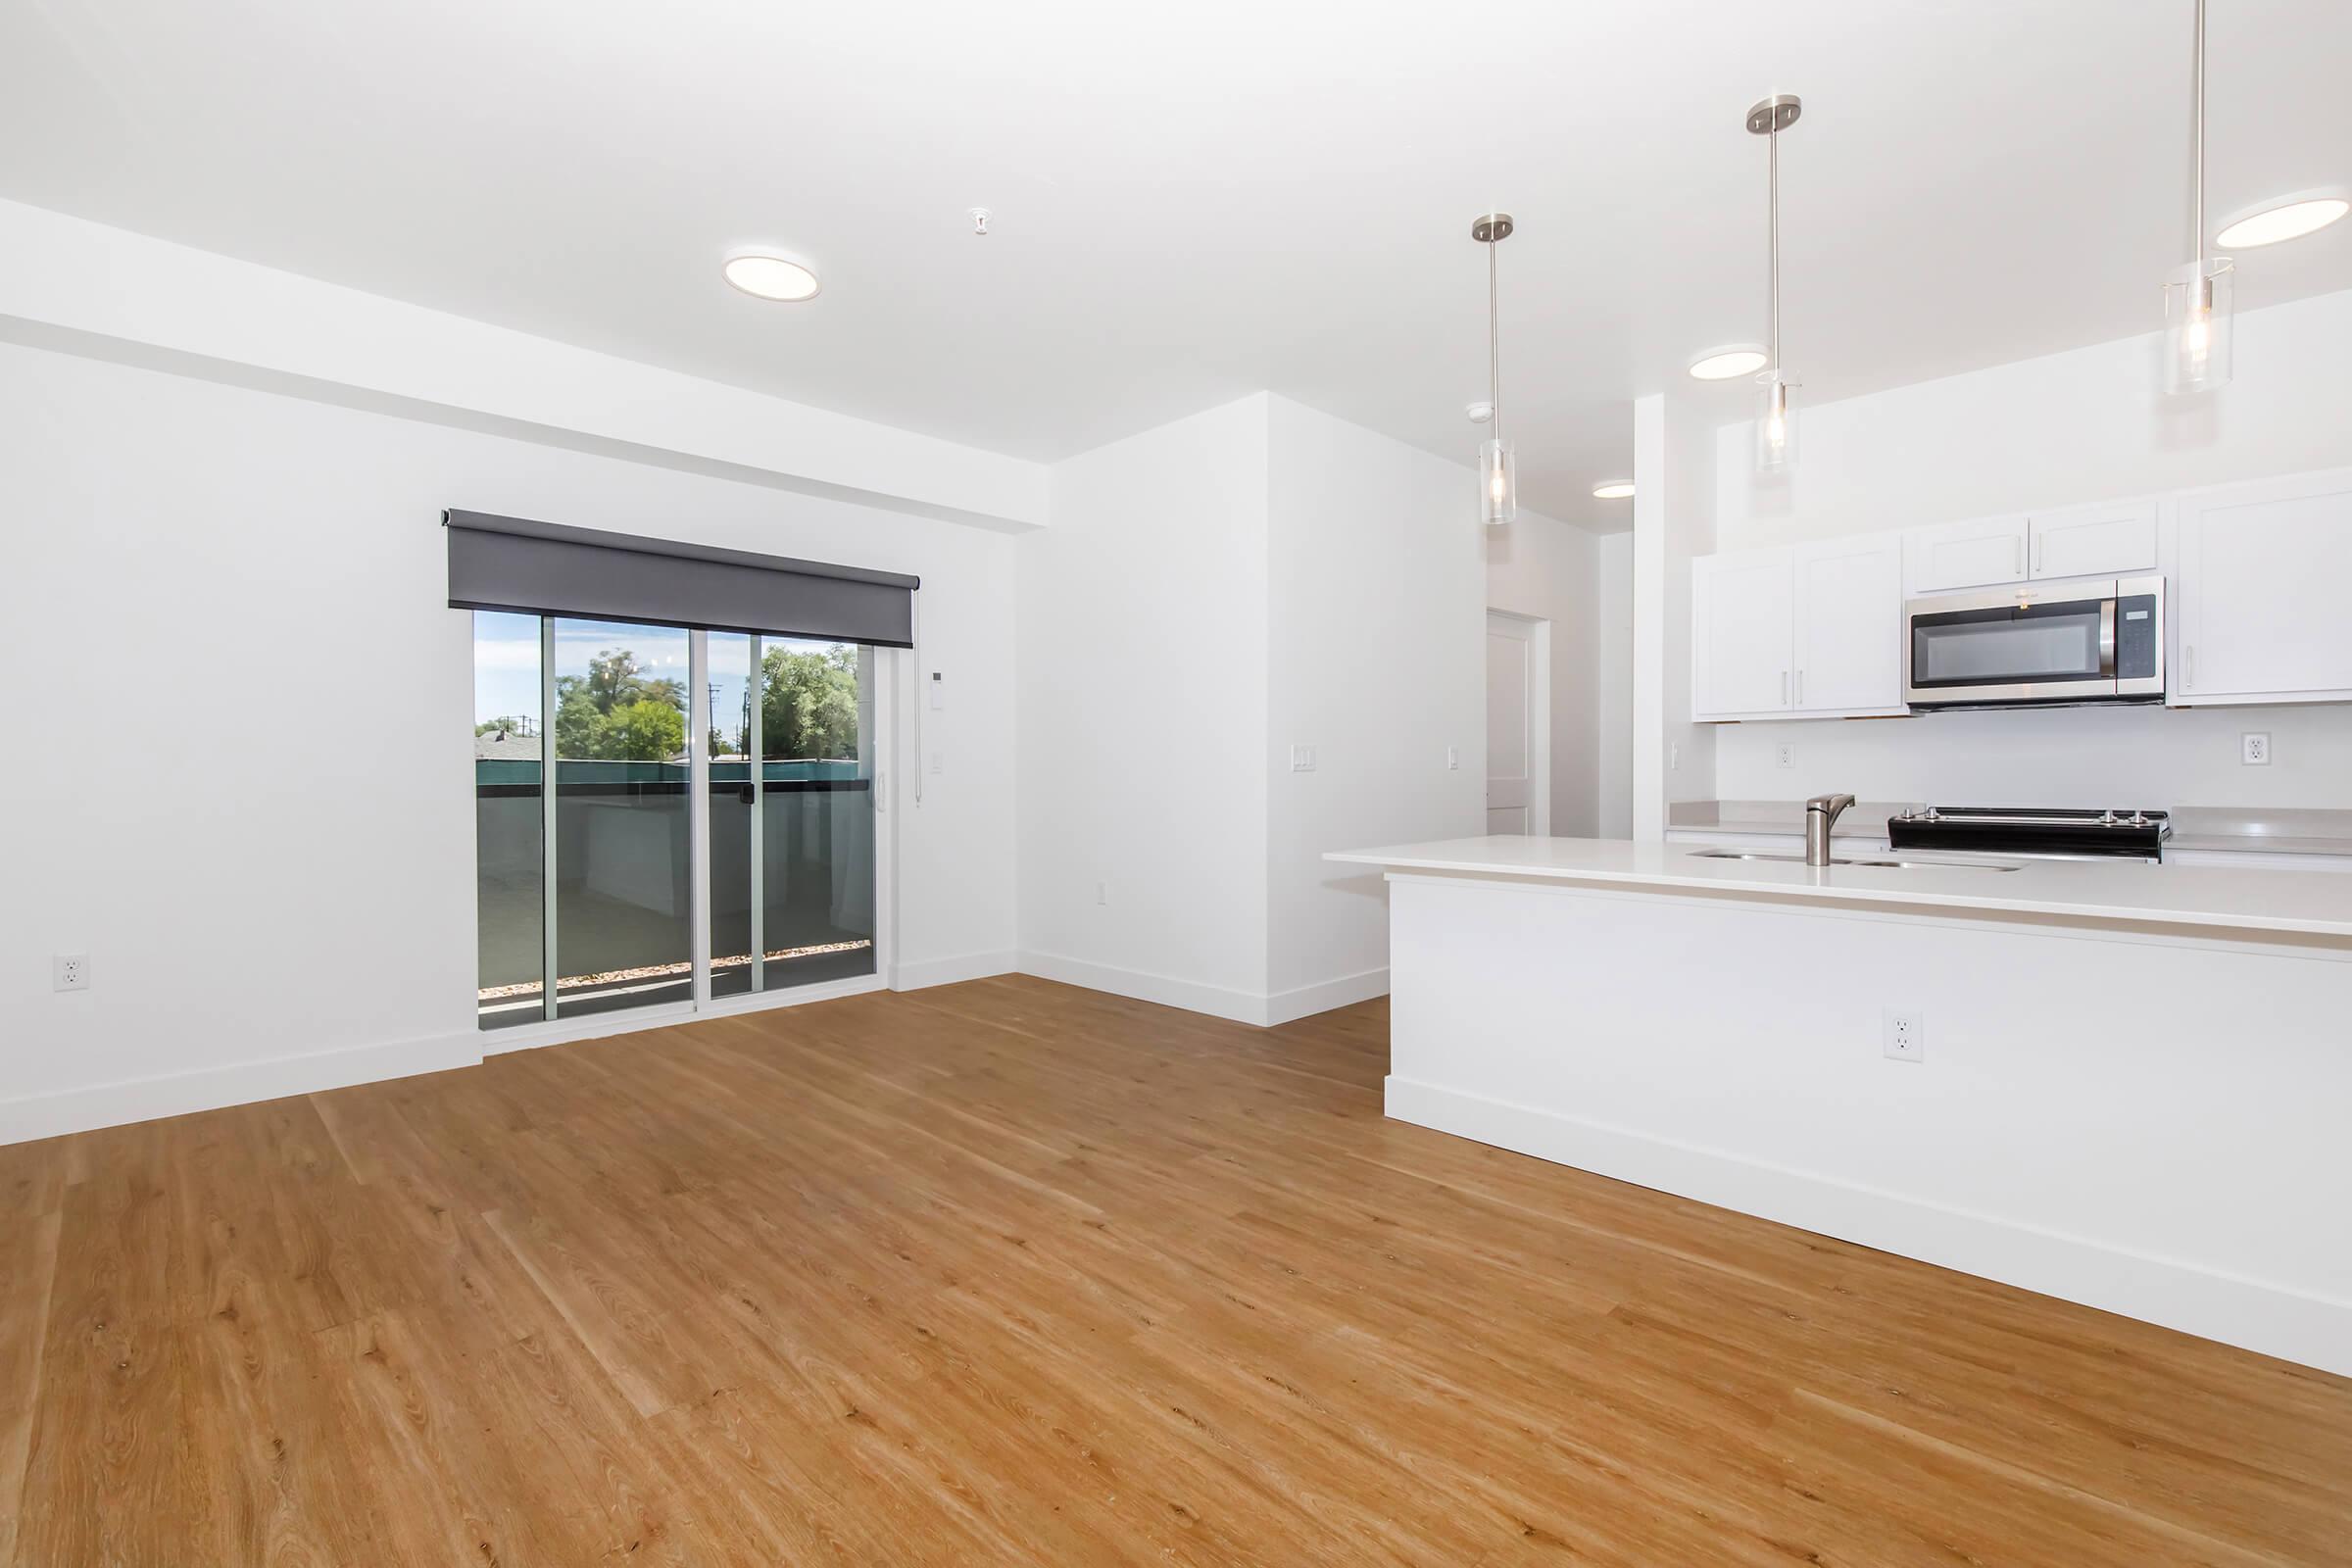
[552,618,694,1017]
[758,640,878,989]
[472,612,545,1030]
[707,631,758,999]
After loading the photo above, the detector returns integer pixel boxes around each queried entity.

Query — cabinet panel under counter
[1329,836,2352,1378]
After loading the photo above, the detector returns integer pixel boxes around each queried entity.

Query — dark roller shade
[445,510,919,646]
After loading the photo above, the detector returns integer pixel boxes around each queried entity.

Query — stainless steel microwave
[1904,575,2165,709]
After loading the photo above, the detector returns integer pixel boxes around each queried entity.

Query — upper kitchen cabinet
[2028,497,2160,581]
[1792,534,1905,712]
[1691,548,1794,719]
[1903,503,2158,594]
[1903,514,2029,595]
[1692,534,1906,721]
[2177,470,2352,705]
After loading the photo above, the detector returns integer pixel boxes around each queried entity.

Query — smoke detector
[1466,401,1494,423]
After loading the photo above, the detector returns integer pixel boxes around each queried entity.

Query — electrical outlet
[1776,743,1796,770]
[1883,1007,1923,1062]
[2242,731,2271,765]
[54,954,90,992]
[1290,744,1316,772]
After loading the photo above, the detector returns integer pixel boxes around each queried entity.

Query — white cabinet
[1904,514,2028,595]
[1692,534,1906,721]
[2029,498,2160,580]
[2177,470,2352,704]
[1691,548,1794,717]
[1904,503,2158,594]
[1793,534,1905,711]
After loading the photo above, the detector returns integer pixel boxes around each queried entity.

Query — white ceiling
[5,0,2349,530]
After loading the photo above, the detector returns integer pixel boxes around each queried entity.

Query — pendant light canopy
[1748,94,1802,476]
[1473,212,1517,526]
[2164,0,2233,394]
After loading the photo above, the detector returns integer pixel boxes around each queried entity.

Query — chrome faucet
[1804,793,1857,866]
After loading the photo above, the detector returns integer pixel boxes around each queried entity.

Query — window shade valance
[444,510,919,647]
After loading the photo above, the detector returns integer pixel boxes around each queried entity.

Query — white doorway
[1485,610,1550,836]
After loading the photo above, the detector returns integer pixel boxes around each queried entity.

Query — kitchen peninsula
[1328,835,2352,1375]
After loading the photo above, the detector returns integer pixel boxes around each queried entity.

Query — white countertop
[1327,836,2352,941]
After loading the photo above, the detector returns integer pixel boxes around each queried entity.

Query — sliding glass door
[471,614,882,1029]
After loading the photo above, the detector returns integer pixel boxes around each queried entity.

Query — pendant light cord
[1767,127,1782,371]
[1488,232,1502,445]
[2192,0,2206,266]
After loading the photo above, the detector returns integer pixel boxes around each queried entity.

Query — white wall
[1593,532,1635,838]
[1631,392,1717,839]
[1486,511,1603,838]
[1706,287,2352,812]
[0,339,1019,1140]
[1021,393,1577,1025]
[0,199,1047,531]
[1715,703,2352,808]
[1269,396,1486,1011]
[1717,288,2352,548]
[1019,395,1273,1015]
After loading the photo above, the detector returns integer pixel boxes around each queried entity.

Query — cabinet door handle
[2033,533,2042,572]
[1782,670,1789,706]
[1796,669,1805,707]
[2015,537,2025,576]
[2185,645,2195,691]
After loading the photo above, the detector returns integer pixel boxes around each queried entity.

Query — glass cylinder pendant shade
[1754,373,1798,475]
[1479,437,1517,526]
[2162,257,2234,393]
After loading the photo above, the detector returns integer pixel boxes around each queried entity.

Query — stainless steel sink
[1689,850,2018,872]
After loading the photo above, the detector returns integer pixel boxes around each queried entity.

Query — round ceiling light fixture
[1688,344,1770,381]
[721,252,820,302]
[1592,480,1636,500]
[2213,190,2349,249]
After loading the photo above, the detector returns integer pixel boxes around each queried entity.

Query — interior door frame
[1485,608,1552,838]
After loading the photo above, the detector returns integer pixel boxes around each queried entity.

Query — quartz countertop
[1327,836,2352,941]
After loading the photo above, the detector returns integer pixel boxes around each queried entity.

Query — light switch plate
[1290,745,1316,772]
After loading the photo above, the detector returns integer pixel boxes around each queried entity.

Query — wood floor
[2,977,2346,1565]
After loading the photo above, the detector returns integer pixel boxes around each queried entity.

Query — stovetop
[1887,806,2172,860]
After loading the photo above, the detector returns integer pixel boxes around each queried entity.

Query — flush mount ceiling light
[1472,212,1518,527]
[2163,0,2232,394]
[2214,190,2350,249]
[721,252,820,302]
[1748,93,1803,475]
[1687,345,1769,381]
[1592,480,1636,500]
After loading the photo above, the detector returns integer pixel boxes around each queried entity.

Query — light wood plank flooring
[2,976,2346,1564]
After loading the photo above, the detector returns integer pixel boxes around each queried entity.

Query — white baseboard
[891,950,1017,991]
[1386,1075,2352,1378]
[1264,966,1389,1025]
[1,974,898,1146]
[1016,951,1272,1025]
[0,1029,482,1146]
[1015,953,1390,1028]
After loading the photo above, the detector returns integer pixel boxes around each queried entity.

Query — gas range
[1886,806,2171,862]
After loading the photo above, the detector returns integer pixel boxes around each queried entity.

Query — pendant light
[1473,212,1517,526]
[1748,94,1801,475]
[2163,0,2233,394]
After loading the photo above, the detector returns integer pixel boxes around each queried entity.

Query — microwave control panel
[2116,595,2159,680]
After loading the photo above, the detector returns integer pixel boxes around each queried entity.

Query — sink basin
[1689,850,2018,872]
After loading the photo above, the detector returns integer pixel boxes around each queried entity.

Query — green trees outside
[752,644,860,760]
[547,644,859,762]
[554,649,688,760]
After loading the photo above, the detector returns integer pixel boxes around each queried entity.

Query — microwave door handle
[2099,598,2118,684]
